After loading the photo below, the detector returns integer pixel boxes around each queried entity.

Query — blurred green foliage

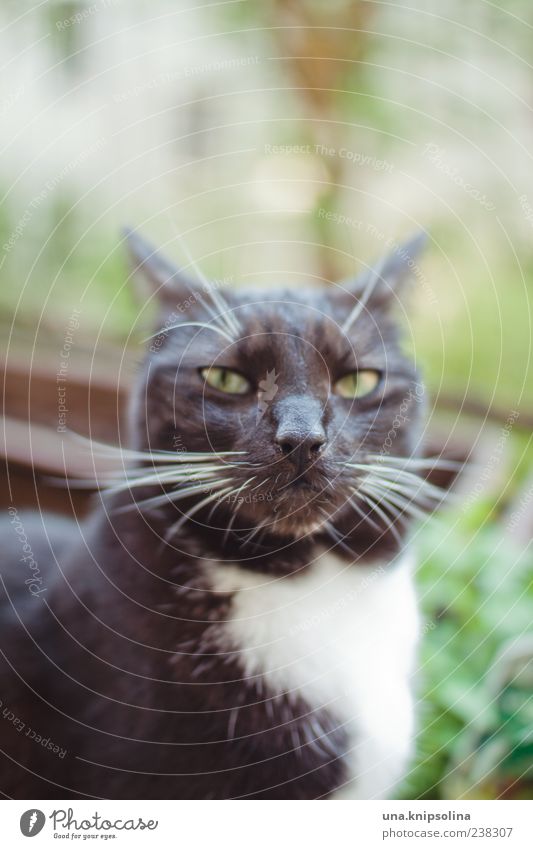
[398,500,533,799]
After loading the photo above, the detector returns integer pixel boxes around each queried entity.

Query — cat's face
[127,231,426,550]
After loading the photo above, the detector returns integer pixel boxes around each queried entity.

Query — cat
[0,229,442,799]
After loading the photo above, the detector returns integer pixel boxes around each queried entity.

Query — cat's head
[125,230,428,556]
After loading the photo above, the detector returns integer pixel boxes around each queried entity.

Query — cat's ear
[123,227,195,304]
[338,231,428,312]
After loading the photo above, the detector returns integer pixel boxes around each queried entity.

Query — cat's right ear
[123,227,195,304]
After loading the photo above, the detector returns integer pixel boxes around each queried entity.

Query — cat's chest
[207,549,419,798]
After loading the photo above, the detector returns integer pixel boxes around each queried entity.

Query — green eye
[334,369,381,399]
[201,367,251,395]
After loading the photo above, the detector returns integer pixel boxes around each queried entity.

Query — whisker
[250,476,271,492]
[363,472,449,505]
[143,320,235,345]
[320,514,358,558]
[361,481,429,524]
[254,519,275,550]
[368,482,442,513]
[205,476,256,524]
[368,453,466,472]
[164,484,235,539]
[223,496,248,545]
[167,220,241,338]
[239,516,270,548]
[341,255,387,334]
[345,490,382,533]
[206,286,241,338]
[222,476,271,545]
[343,461,452,503]
[52,463,223,491]
[64,432,246,463]
[113,478,234,514]
[358,491,405,547]
[100,467,223,496]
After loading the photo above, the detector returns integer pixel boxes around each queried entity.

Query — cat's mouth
[282,473,322,492]
[253,467,336,537]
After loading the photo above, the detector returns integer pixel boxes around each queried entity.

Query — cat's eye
[334,369,381,399]
[201,367,251,395]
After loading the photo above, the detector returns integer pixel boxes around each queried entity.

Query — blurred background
[0,0,532,800]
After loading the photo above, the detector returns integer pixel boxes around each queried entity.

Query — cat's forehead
[233,287,326,332]
[229,286,387,356]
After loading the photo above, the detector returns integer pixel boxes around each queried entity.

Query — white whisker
[345,490,381,533]
[165,484,235,539]
[363,469,448,501]
[143,320,235,345]
[114,478,233,514]
[341,255,387,334]
[250,476,271,492]
[167,219,240,338]
[362,481,429,524]
[54,463,223,491]
[358,491,404,547]
[223,496,248,545]
[222,476,271,545]
[96,465,227,497]
[206,286,241,337]
[205,476,257,524]
[65,432,245,463]
[343,460,452,504]
[320,514,357,557]
[368,453,465,471]
[240,516,270,547]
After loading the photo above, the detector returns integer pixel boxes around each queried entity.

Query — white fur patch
[208,548,419,799]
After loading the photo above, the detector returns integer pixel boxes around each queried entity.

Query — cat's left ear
[123,227,196,304]
[338,231,428,311]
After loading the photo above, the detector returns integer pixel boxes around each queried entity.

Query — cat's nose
[275,430,326,468]
[273,395,327,470]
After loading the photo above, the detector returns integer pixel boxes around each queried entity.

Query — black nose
[275,430,326,469]
[272,394,327,471]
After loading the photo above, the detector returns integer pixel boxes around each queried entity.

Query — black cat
[0,230,440,799]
